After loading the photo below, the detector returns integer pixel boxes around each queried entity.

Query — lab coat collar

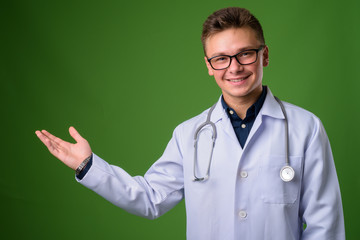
[209,86,285,123]
[260,86,285,120]
[209,97,227,123]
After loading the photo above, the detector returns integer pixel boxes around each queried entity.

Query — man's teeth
[229,77,246,82]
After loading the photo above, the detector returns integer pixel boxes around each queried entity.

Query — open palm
[35,126,92,170]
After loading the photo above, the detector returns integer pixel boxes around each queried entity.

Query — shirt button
[240,171,248,178]
[239,210,247,218]
[229,110,234,115]
[241,124,246,128]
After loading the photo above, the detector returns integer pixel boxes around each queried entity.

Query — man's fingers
[41,130,63,144]
[35,130,58,152]
[37,130,65,154]
[36,130,49,146]
[69,126,84,143]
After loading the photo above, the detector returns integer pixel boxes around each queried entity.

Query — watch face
[280,166,295,182]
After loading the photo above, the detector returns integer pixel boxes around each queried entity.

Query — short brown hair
[201,7,265,52]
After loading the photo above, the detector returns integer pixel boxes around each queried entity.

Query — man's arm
[300,120,345,240]
[35,126,184,219]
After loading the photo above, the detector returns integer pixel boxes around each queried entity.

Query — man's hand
[35,126,92,170]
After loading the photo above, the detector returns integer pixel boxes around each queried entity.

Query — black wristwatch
[75,155,91,175]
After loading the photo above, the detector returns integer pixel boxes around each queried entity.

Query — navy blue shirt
[221,86,267,148]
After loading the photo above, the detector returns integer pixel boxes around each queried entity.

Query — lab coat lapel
[244,87,285,148]
[210,97,241,145]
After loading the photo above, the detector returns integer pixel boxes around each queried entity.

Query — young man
[36,7,345,240]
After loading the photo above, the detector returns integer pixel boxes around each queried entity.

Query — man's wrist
[75,155,92,175]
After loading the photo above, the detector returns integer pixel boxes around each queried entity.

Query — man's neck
[223,87,263,119]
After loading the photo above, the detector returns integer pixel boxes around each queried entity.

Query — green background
[2,0,359,239]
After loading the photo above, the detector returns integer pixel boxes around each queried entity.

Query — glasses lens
[236,50,257,65]
[210,56,230,70]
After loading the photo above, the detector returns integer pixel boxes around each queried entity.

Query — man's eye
[214,57,228,62]
[239,51,255,58]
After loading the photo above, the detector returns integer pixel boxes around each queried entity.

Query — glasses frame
[207,46,264,70]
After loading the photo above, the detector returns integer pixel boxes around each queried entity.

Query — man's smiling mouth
[227,75,250,82]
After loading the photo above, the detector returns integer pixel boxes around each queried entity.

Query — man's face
[204,27,269,104]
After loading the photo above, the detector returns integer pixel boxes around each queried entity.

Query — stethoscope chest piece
[280,165,295,182]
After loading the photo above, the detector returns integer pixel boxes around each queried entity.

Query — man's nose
[228,57,244,73]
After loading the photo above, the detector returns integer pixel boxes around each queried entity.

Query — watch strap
[76,155,92,175]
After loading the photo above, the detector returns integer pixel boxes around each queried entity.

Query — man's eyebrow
[209,46,258,58]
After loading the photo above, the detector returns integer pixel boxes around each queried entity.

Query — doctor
[35,7,345,240]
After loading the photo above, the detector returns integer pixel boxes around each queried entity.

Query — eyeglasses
[207,46,264,70]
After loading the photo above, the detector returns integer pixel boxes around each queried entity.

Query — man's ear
[204,56,214,76]
[262,45,269,67]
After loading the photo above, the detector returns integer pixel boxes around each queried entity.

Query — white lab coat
[77,88,345,240]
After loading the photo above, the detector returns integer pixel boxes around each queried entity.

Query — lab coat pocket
[260,156,303,204]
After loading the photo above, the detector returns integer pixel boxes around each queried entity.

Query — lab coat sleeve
[300,119,345,240]
[76,127,185,220]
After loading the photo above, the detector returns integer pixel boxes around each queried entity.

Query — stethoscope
[193,97,295,182]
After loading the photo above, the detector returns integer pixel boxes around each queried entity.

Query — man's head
[201,7,265,54]
[202,7,269,105]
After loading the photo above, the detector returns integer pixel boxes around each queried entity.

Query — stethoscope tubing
[193,104,217,181]
[274,97,289,166]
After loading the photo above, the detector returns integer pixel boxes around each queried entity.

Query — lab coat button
[240,171,248,178]
[241,124,246,128]
[239,210,247,218]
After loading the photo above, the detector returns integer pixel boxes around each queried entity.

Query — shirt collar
[220,85,267,120]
